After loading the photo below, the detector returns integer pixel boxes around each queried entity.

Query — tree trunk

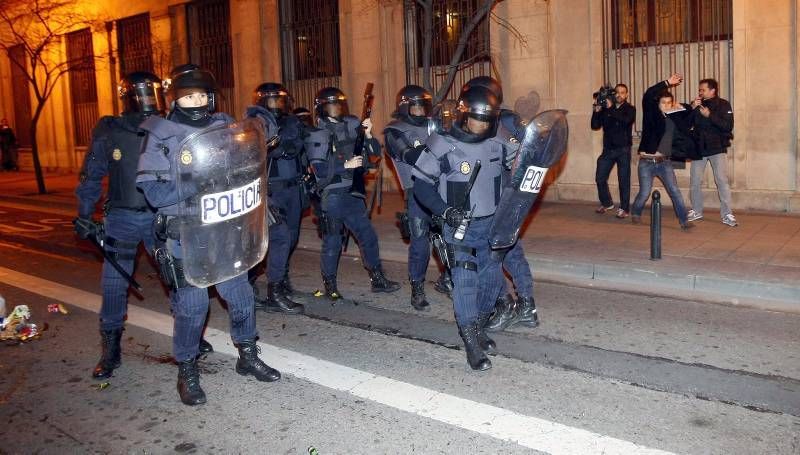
[29,104,46,194]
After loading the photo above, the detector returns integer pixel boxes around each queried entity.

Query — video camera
[593,85,617,107]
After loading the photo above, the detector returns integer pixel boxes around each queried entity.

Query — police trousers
[445,216,504,327]
[407,192,433,282]
[100,209,156,331]
[167,239,258,362]
[498,240,534,299]
[320,191,381,278]
[266,183,303,283]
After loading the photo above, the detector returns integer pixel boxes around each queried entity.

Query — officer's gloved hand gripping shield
[173,117,269,288]
[489,109,569,250]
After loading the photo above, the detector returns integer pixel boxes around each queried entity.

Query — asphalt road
[0,200,799,454]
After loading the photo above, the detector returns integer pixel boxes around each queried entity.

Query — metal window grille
[403,0,492,101]
[117,13,154,75]
[187,0,235,115]
[603,0,733,136]
[278,0,342,111]
[66,28,99,148]
[8,45,32,148]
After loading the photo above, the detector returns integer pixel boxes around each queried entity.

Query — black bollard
[650,190,662,260]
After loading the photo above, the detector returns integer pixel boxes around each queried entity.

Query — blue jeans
[320,192,381,278]
[99,209,156,331]
[595,146,631,211]
[445,216,505,327]
[631,158,688,225]
[266,183,302,283]
[167,239,258,362]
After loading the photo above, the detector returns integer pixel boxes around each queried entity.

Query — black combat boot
[514,296,540,328]
[369,266,401,293]
[322,275,342,301]
[475,313,497,355]
[279,274,295,296]
[433,271,453,296]
[262,282,305,314]
[177,358,206,406]
[410,280,430,311]
[484,294,519,332]
[235,340,281,382]
[199,338,214,354]
[92,328,123,379]
[458,322,492,371]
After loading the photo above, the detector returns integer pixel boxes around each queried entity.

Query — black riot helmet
[314,87,349,122]
[254,82,291,116]
[163,63,217,121]
[118,71,166,116]
[451,86,499,143]
[293,107,313,127]
[461,76,503,105]
[394,85,433,127]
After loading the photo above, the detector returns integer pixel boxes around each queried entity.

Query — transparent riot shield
[173,117,269,288]
[489,109,569,250]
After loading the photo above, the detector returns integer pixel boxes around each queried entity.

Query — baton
[75,220,144,294]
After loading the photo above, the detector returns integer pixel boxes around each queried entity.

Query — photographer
[591,84,636,218]
[686,78,736,227]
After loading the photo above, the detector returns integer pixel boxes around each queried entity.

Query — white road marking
[0,266,676,455]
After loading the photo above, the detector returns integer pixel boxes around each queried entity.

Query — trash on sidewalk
[91,382,110,391]
[47,303,69,314]
[0,294,6,328]
[307,447,319,455]
[1,304,46,343]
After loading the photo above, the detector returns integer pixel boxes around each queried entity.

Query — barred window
[611,0,732,49]
[603,0,734,136]
[117,13,154,75]
[187,0,235,114]
[278,0,341,110]
[66,28,99,148]
[403,0,492,100]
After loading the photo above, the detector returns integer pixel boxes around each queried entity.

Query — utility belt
[430,233,477,272]
[153,213,181,242]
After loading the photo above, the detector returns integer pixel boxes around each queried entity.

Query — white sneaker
[687,209,703,222]
[722,214,738,227]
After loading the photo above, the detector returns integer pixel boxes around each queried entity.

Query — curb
[295,228,800,314]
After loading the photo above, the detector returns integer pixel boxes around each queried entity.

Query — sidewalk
[2,171,798,311]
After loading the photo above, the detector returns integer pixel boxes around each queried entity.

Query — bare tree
[0,0,103,194]
[414,0,501,104]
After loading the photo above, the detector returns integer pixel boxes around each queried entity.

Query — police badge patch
[180,150,193,165]
[112,149,122,161]
[460,161,471,175]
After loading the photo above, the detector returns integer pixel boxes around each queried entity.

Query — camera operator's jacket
[590,101,635,149]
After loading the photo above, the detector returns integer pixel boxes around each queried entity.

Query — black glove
[73,217,98,240]
[443,207,466,228]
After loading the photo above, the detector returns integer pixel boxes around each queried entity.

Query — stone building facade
[1,0,797,211]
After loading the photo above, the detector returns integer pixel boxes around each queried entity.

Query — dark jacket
[590,101,635,148]
[689,96,733,157]
[638,80,671,154]
[667,104,700,162]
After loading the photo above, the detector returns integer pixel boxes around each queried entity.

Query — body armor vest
[103,116,149,211]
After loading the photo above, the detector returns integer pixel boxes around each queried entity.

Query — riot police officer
[136,64,280,406]
[75,72,167,380]
[245,83,305,315]
[305,87,400,299]
[460,76,539,332]
[383,85,437,310]
[412,86,508,371]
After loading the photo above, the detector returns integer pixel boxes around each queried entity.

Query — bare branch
[490,11,528,49]
[432,0,497,103]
